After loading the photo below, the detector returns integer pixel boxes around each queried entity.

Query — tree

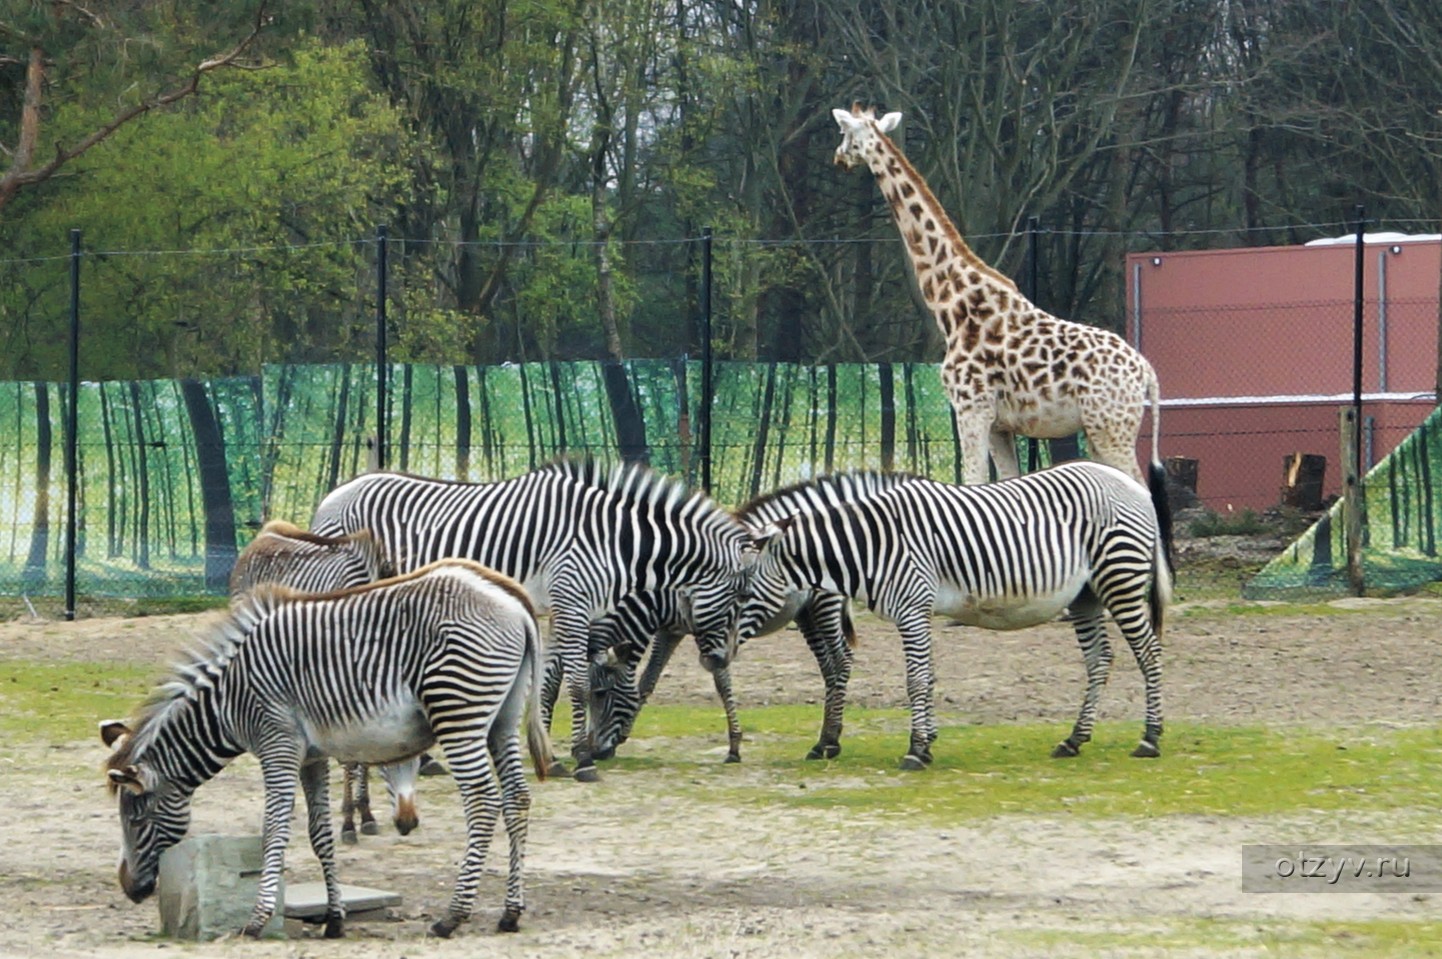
[0,2,270,218]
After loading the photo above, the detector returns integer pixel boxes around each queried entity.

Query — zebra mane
[104,596,276,780]
[736,470,921,520]
[541,457,734,531]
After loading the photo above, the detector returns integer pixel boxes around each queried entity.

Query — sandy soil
[3,593,1441,958]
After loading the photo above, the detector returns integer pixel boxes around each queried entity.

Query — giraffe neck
[867,134,1024,340]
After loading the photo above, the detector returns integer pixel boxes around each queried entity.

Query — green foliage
[0,38,412,379]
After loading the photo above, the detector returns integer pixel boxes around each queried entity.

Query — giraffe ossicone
[833,103,1162,487]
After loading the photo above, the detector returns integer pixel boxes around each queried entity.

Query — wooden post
[1340,408,1364,595]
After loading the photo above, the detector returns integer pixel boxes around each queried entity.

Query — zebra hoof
[1051,741,1081,759]
[429,917,460,939]
[593,745,616,762]
[323,916,344,939]
[241,920,267,940]
[1131,740,1161,759]
[360,821,379,836]
[497,908,522,933]
[724,752,741,764]
[898,753,929,772]
[547,760,571,779]
[573,764,601,783]
[340,828,358,845]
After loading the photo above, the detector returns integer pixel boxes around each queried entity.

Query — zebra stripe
[228,520,422,843]
[588,471,924,763]
[308,459,753,777]
[102,559,553,940]
[740,460,1173,768]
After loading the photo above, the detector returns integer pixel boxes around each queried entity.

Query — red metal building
[1125,234,1439,512]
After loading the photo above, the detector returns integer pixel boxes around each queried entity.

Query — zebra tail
[841,605,858,651]
[524,621,557,781]
[1146,461,1175,640]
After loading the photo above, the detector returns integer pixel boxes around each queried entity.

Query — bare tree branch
[0,3,270,216]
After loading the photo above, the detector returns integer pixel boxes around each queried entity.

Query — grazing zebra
[229,519,427,844]
[739,461,1174,769]
[101,559,553,940]
[308,458,755,780]
[588,472,924,763]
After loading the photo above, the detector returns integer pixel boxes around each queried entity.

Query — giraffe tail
[1146,461,1175,640]
[1148,366,1163,470]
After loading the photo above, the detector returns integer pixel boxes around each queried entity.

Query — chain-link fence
[3,230,1440,607]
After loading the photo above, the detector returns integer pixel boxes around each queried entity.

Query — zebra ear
[100,720,132,749]
[747,516,793,554]
[108,765,148,796]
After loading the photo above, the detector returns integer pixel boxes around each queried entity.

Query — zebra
[308,458,756,780]
[101,559,553,940]
[229,519,433,844]
[738,460,1174,769]
[588,471,924,764]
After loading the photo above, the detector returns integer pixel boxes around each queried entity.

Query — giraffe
[832,104,1161,486]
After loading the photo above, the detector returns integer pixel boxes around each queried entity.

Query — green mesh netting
[1246,405,1442,598]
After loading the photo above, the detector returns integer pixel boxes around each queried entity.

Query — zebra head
[100,720,194,903]
[588,646,643,761]
[733,518,800,644]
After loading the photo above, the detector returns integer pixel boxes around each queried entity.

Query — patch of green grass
[1012,917,1442,957]
[0,660,157,744]
[607,706,1442,822]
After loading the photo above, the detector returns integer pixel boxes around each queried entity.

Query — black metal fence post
[375,223,388,471]
[1025,216,1040,472]
[1352,204,1366,479]
[699,227,714,495]
[64,229,81,620]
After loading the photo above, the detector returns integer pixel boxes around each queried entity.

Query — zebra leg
[1053,609,1114,758]
[709,664,743,762]
[555,611,600,781]
[895,611,938,770]
[492,724,534,932]
[357,764,379,835]
[799,603,850,760]
[539,649,570,778]
[243,753,301,938]
[340,762,360,845]
[429,741,504,939]
[300,759,345,938]
[638,631,682,702]
[1115,604,1165,758]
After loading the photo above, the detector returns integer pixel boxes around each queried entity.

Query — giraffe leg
[951,409,993,486]
[988,427,1022,481]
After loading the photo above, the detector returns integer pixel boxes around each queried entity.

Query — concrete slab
[283,882,403,920]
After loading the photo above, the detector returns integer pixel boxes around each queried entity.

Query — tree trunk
[454,365,472,480]
[602,361,649,465]
[180,379,237,591]
[128,381,150,570]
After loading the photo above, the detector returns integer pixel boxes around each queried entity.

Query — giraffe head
[832,104,902,171]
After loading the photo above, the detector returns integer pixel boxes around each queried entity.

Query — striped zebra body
[589,471,923,763]
[308,459,753,778]
[741,461,1174,768]
[102,559,553,940]
[229,520,423,844]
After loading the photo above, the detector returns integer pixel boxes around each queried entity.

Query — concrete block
[157,835,284,940]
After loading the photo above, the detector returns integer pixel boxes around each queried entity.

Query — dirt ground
[3,585,1441,958]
